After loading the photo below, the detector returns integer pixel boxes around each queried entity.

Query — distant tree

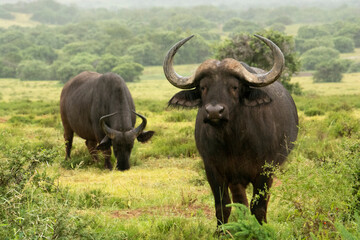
[214,30,301,94]
[126,42,159,66]
[267,16,293,26]
[103,21,132,39]
[313,59,347,83]
[22,45,58,64]
[333,36,355,53]
[347,61,360,73]
[0,7,14,20]
[74,64,95,75]
[335,22,360,48]
[30,26,68,49]
[301,47,340,71]
[111,56,144,82]
[104,40,128,56]
[29,0,79,24]
[0,30,31,49]
[68,52,99,68]
[0,51,22,78]
[269,23,286,33]
[173,34,211,65]
[166,15,215,31]
[16,60,51,80]
[53,53,99,82]
[295,37,334,54]
[95,54,119,73]
[223,18,262,34]
[0,62,17,78]
[55,63,75,83]
[62,41,103,56]
[297,25,330,39]
[198,31,221,42]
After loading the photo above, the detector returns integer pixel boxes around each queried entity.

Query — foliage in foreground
[221,204,276,240]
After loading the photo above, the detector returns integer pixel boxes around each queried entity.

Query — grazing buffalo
[60,71,154,170]
[163,35,298,225]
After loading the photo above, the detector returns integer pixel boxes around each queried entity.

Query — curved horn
[163,35,199,89]
[99,112,121,139]
[231,34,285,87]
[131,111,147,137]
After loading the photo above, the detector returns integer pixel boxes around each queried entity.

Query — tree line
[0,0,359,85]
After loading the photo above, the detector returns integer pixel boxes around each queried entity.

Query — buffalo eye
[230,85,239,97]
[200,86,207,94]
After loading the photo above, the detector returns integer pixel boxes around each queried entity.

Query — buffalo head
[164,35,284,127]
[98,111,154,170]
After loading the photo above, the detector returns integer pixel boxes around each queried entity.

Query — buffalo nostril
[219,106,224,114]
[205,104,225,118]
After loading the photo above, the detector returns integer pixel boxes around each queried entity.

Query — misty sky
[1,0,359,9]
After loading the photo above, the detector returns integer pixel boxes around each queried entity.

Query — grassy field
[0,12,40,28]
[0,67,360,239]
[340,48,360,62]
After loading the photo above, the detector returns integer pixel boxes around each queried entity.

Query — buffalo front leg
[250,173,273,224]
[101,147,113,170]
[85,140,99,161]
[64,130,74,160]
[205,165,231,226]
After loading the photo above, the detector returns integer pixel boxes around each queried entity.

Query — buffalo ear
[96,136,112,150]
[137,131,155,143]
[243,87,272,107]
[168,89,201,108]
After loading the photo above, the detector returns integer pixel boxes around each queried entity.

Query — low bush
[327,111,359,138]
[221,203,276,239]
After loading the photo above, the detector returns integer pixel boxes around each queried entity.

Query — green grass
[0,67,360,239]
[292,72,360,95]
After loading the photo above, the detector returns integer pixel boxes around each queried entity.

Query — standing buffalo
[163,35,298,225]
[60,71,154,170]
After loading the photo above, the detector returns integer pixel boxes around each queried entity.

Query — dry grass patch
[0,12,40,28]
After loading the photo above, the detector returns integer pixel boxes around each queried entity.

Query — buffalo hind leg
[205,165,231,226]
[85,140,99,161]
[229,183,249,207]
[250,173,273,224]
[101,147,113,170]
[64,130,74,160]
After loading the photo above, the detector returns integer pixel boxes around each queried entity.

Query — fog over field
[1,0,359,8]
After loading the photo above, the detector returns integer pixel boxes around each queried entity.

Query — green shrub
[304,108,325,116]
[348,61,360,73]
[16,60,51,80]
[0,146,61,238]
[313,59,346,83]
[301,47,339,71]
[333,36,355,53]
[221,203,276,239]
[327,111,359,138]
[335,214,360,240]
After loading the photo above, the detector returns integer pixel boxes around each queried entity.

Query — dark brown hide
[164,36,298,225]
[60,71,154,170]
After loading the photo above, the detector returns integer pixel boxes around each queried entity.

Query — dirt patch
[111,204,214,220]
[273,177,282,187]
[0,117,7,123]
